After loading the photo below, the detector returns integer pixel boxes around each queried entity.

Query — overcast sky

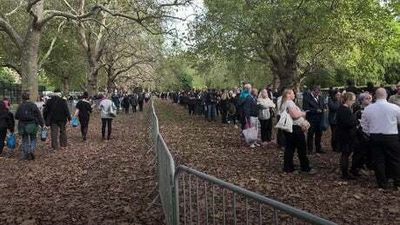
[164,0,204,50]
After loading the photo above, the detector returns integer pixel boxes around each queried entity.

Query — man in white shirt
[361,88,400,189]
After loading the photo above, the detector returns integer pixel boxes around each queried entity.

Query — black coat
[0,110,14,131]
[15,101,44,127]
[43,96,71,126]
[336,105,358,144]
[303,92,325,122]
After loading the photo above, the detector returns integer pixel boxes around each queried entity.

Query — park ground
[0,108,163,225]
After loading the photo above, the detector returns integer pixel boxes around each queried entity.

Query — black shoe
[341,174,356,180]
[83,136,87,141]
[350,169,361,177]
[316,150,326,154]
[30,153,35,160]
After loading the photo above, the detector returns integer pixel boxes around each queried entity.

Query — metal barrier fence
[149,99,336,225]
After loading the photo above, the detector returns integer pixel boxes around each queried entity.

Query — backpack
[18,102,35,122]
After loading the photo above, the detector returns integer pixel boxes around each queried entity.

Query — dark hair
[0,101,5,113]
[54,88,61,93]
[22,92,30,101]
[82,91,89,98]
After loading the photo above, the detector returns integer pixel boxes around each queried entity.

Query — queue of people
[164,81,400,189]
[0,89,150,160]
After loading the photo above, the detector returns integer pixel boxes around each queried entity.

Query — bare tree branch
[39,5,101,27]
[38,20,66,68]
[5,0,24,17]
[0,17,23,48]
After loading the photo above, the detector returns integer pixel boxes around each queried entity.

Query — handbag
[6,133,16,149]
[71,117,79,127]
[275,110,293,133]
[40,127,48,141]
[320,110,329,131]
[109,104,117,117]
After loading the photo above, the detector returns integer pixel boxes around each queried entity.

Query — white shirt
[361,99,400,135]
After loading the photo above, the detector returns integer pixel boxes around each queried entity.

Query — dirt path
[156,100,400,225]
[0,108,163,225]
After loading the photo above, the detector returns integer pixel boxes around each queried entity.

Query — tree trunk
[87,68,98,97]
[20,2,43,101]
[62,76,69,94]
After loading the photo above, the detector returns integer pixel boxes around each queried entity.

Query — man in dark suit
[303,86,326,154]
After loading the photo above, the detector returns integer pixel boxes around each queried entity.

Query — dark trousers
[50,121,67,150]
[124,107,129,114]
[188,104,195,115]
[330,124,338,151]
[139,101,144,111]
[307,120,323,153]
[79,116,89,140]
[131,105,137,113]
[339,141,359,177]
[101,118,112,139]
[0,128,7,154]
[283,126,311,172]
[259,118,273,142]
[370,134,400,188]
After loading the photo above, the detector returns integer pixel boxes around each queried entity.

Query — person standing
[279,88,315,174]
[0,101,15,156]
[129,93,138,113]
[121,94,130,114]
[74,92,92,141]
[138,92,145,112]
[99,94,116,140]
[205,89,218,122]
[43,91,71,150]
[389,82,400,106]
[15,92,44,160]
[389,82,400,139]
[328,90,341,152]
[336,92,359,179]
[303,86,326,154]
[257,89,276,145]
[361,88,400,189]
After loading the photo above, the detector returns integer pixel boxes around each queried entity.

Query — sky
[164,0,205,50]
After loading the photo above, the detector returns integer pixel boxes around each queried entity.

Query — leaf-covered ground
[156,100,400,225]
[0,107,163,225]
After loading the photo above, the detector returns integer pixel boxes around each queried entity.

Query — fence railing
[149,99,337,225]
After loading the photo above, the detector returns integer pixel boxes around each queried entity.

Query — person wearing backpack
[99,94,117,140]
[43,90,71,150]
[0,101,15,156]
[15,92,44,160]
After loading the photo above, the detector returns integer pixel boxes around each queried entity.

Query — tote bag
[6,133,16,149]
[71,117,79,127]
[275,110,293,133]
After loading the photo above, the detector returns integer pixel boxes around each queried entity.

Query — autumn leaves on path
[0,109,163,225]
[156,100,400,225]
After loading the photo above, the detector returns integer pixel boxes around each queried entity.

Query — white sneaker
[254,143,261,147]
[250,144,256,148]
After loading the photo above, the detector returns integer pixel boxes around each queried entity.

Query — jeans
[101,118,112,139]
[50,121,67,150]
[22,134,36,156]
[207,104,216,121]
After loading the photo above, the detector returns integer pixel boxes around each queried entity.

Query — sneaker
[250,144,256,148]
[306,168,317,175]
[254,143,261,147]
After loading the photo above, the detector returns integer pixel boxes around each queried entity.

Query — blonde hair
[342,92,355,103]
[281,88,294,107]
